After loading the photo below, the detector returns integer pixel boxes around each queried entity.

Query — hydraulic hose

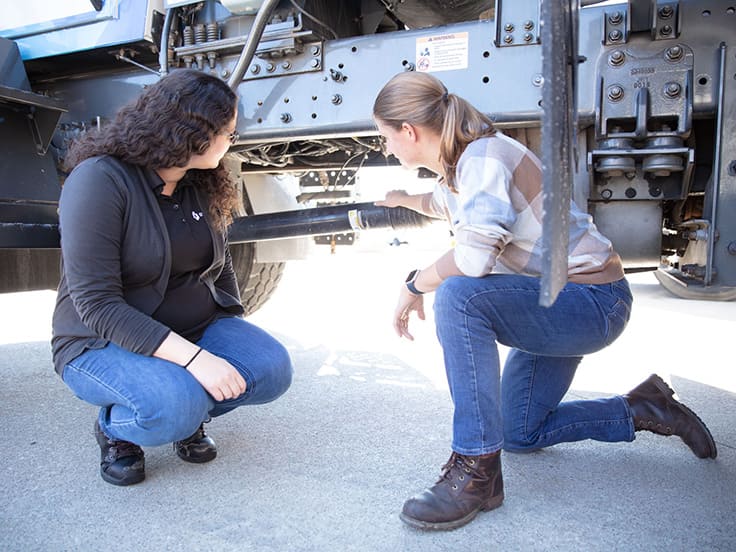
[227,0,281,89]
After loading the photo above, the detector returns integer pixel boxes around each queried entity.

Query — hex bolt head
[266,63,275,72]
[250,64,260,74]
[608,29,623,42]
[665,45,683,61]
[607,85,624,101]
[281,61,292,70]
[504,23,514,32]
[523,20,534,30]
[659,5,674,18]
[331,94,342,105]
[311,45,321,55]
[727,241,736,255]
[601,189,613,200]
[503,34,513,44]
[660,24,673,36]
[664,82,681,98]
[523,32,533,42]
[609,51,625,66]
[280,113,291,123]
[532,74,543,87]
[608,11,623,24]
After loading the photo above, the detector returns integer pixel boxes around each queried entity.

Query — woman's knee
[129,380,211,444]
[258,341,293,402]
[434,276,471,319]
[502,414,543,453]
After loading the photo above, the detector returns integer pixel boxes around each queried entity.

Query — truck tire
[229,242,285,315]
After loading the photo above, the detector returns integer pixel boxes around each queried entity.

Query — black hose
[228,202,434,244]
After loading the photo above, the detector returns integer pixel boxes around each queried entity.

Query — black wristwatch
[405,269,424,295]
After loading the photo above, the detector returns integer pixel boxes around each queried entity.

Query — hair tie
[441,91,449,104]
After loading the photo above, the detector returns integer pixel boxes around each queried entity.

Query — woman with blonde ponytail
[373,71,716,531]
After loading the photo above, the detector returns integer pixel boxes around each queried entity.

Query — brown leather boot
[625,374,717,459]
[400,451,504,530]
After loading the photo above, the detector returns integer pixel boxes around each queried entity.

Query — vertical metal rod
[706,42,727,285]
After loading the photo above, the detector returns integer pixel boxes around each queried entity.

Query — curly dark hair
[64,69,239,231]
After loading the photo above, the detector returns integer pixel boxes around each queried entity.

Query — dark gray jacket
[51,155,244,375]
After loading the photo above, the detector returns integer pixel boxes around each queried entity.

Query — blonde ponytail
[373,72,495,192]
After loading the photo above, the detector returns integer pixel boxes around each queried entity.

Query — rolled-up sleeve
[452,155,515,277]
[59,160,170,354]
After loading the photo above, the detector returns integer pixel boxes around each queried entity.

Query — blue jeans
[433,274,634,456]
[62,316,292,446]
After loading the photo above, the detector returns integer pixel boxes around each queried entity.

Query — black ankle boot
[174,423,217,463]
[94,421,145,486]
[400,451,504,530]
[625,374,717,459]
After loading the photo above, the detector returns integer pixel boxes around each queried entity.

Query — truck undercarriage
[1,0,734,308]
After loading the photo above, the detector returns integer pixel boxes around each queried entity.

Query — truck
[1,0,734,314]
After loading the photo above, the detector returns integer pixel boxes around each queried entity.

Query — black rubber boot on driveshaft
[94,420,145,486]
[400,450,504,530]
[625,374,717,459]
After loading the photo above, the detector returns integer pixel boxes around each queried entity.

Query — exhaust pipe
[228,202,434,244]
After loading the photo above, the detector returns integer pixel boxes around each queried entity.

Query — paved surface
[1,226,735,551]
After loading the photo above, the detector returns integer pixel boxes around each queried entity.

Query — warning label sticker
[415,32,469,73]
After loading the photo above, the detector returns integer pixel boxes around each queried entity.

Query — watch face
[406,269,418,282]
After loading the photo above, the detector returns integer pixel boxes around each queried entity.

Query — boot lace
[438,452,488,490]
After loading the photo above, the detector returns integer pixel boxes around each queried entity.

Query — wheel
[654,268,736,301]
[229,242,285,315]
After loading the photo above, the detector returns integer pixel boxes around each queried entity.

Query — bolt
[608,29,623,42]
[665,45,683,61]
[221,69,230,78]
[504,23,514,32]
[523,20,534,30]
[523,32,533,42]
[625,187,637,198]
[609,50,625,66]
[281,61,291,70]
[608,11,623,25]
[310,58,320,68]
[659,5,674,18]
[331,94,342,105]
[311,45,321,55]
[660,24,673,36]
[503,34,513,44]
[532,74,543,87]
[727,241,736,255]
[266,63,275,72]
[608,85,624,101]
[601,189,613,200]
[280,113,292,123]
[250,64,260,75]
[664,82,681,98]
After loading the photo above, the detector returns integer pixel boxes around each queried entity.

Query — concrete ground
[1,225,734,551]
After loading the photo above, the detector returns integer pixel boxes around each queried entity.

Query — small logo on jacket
[192,211,203,221]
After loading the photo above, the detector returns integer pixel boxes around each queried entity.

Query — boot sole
[649,375,717,459]
[399,493,504,531]
[176,449,217,464]
[100,467,145,486]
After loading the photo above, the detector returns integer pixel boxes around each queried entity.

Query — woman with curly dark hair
[52,69,292,486]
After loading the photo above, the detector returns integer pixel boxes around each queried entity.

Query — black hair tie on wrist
[184,347,203,368]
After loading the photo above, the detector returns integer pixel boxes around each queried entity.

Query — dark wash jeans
[62,316,292,446]
[433,274,634,456]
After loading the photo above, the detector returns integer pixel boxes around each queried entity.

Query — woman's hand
[374,190,409,208]
[393,285,425,340]
[186,349,246,401]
